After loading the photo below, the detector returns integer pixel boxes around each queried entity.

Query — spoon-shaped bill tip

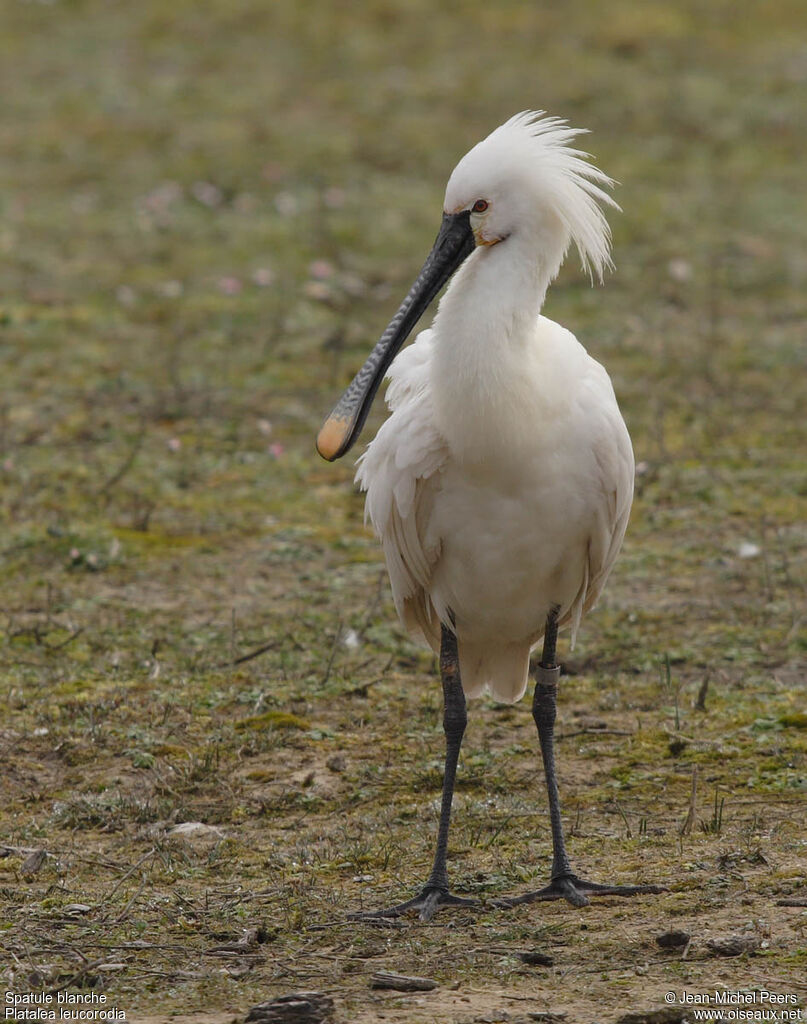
[316,414,352,462]
[315,210,475,463]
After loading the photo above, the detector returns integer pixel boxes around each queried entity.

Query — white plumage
[355,112,633,703]
[317,110,664,917]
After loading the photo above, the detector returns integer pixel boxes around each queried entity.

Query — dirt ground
[1,0,805,1022]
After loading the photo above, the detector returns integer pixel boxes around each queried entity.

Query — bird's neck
[435,230,562,342]
[429,233,566,463]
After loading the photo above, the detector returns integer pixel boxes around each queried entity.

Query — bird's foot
[495,873,666,909]
[348,885,479,923]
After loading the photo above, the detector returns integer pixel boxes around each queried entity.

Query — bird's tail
[458,640,532,705]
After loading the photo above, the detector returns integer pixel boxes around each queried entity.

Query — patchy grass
[1,0,805,1021]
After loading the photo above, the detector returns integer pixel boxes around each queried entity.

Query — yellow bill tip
[316,414,351,462]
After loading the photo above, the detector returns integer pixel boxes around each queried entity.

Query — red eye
[472,199,489,213]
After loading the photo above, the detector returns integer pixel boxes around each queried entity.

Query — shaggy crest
[454,110,619,281]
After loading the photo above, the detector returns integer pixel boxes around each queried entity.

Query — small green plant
[700,787,726,835]
[660,652,681,732]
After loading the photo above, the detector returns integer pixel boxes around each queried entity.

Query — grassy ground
[1,0,806,1021]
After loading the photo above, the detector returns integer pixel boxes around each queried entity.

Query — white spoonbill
[316,111,664,919]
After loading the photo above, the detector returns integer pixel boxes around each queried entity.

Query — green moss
[234,711,311,732]
[111,526,216,550]
[779,713,807,729]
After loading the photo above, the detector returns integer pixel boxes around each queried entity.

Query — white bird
[317,111,664,919]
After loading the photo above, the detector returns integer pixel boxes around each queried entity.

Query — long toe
[495,874,666,909]
[349,886,479,922]
[574,879,666,896]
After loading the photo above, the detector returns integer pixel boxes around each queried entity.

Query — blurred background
[1,0,805,1014]
[2,0,804,639]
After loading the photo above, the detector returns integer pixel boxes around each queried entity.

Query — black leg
[349,623,478,921]
[532,612,576,887]
[425,623,467,891]
[497,608,665,909]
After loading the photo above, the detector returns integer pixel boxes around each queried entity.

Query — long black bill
[316,210,475,462]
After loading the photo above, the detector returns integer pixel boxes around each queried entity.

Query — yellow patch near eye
[473,228,502,247]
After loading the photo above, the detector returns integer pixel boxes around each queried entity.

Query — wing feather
[355,331,446,650]
[564,372,634,646]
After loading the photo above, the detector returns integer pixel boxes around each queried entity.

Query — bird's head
[443,111,618,280]
[316,111,618,462]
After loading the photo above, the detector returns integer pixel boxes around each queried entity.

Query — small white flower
[157,280,183,298]
[667,259,693,282]
[342,628,361,650]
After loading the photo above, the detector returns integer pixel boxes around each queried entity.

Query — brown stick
[370,971,438,992]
